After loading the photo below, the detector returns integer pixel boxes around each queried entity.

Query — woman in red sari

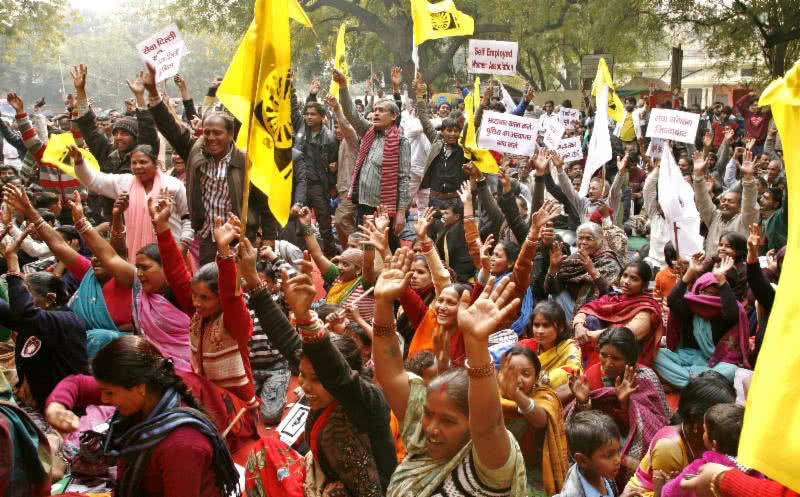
[573,260,664,369]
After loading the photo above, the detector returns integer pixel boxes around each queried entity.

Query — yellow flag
[591,58,625,123]
[461,76,498,174]
[411,0,474,45]
[738,59,800,492]
[40,132,100,178]
[289,0,312,27]
[328,22,348,100]
[217,0,294,227]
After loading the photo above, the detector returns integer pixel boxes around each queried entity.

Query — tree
[0,0,72,67]
[653,0,800,78]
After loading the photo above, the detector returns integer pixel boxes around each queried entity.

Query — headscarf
[339,248,364,269]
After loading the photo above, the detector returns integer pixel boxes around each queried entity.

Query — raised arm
[66,169,135,288]
[413,73,437,143]
[214,213,252,345]
[144,66,195,160]
[691,151,716,226]
[335,69,371,139]
[416,207,451,295]
[297,206,334,275]
[325,94,358,149]
[150,191,194,315]
[607,153,629,213]
[739,152,760,230]
[70,65,116,164]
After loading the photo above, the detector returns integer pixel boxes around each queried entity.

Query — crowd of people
[0,51,790,497]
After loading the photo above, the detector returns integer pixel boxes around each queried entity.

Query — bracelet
[217,250,235,260]
[419,240,433,253]
[710,468,732,497]
[75,218,92,234]
[464,358,495,379]
[301,223,314,237]
[372,320,396,337]
[294,311,319,327]
[517,397,536,415]
[32,217,46,231]
[247,280,270,296]
[463,215,475,222]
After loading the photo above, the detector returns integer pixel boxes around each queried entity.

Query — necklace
[680,423,697,461]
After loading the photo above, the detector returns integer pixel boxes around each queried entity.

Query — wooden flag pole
[673,221,680,258]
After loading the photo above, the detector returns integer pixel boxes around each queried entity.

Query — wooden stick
[673,221,680,258]
[221,407,247,438]
[351,286,374,304]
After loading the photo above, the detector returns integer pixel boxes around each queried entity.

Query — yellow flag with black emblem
[328,22,348,100]
[217,0,294,227]
[591,58,625,123]
[411,0,474,45]
[461,76,498,174]
[41,132,100,178]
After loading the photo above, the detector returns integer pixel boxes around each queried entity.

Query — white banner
[556,136,584,162]
[646,108,700,144]
[542,118,566,150]
[136,24,187,82]
[467,39,518,76]
[658,144,704,256]
[646,137,666,158]
[579,84,612,197]
[478,110,538,156]
[559,107,581,128]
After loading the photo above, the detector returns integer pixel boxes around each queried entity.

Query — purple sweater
[661,450,763,497]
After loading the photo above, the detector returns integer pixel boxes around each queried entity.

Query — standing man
[326,94,359,249]
[335,68,410,238]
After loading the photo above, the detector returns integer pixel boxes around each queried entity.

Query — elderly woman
[545,221,624,323]
[299,207,376,321]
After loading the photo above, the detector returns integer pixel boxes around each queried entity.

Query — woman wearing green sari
[373,248,528,497]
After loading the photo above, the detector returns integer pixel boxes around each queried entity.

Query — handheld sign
[556,136,584,162]
[646,108,700,144]
[478,110,538,156]
[136,24,188,82]
[468,40,518,76]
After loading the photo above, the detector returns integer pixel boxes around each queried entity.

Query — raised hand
[331,69,346,87]
[479,233,495,273]
[374,247,413,301]
[112,192,130,217]
[458,275,520,342]
[617,152,630,173]
[174,74,188,92]
[549,241,565,271]
[692,150,705,176]
[6,93,23,114]
[457,180,472,206]
[723,127,735,143]
[282,252,317,319]
[298,206,313,225]
[374,205,391,233]
[740,150,755,177]
[568,373,591,405]
[142,64,158,96]
[615,365,639,405]
[390,66,403,90]
[147,190,172,226]
[126,72,146,98]
[358,219,389,255]
[686,251,705,279]
[4,224,34,259]
[747,223,760,264]
[238,237,260,283]
[67,190,85,223]
[548,148,564,172]
[531,148,548,175]
[310,79,321,95]
[497,160,512,192]
[2,183,34,217]
[213,213,242,251]
[530,198,561,232]
[324,94,339,113]
[713,255,734,284]
[745,137,756,151]
[525,85,535,102]
[70,64,88,90]
[703,130,713,149]
[414,207,434,242]
[413,72,427,97]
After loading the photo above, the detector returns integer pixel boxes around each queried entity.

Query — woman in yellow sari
[518,300,582,400]
[498,346,570,497]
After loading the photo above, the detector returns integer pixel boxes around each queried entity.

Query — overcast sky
[69,0,124,10]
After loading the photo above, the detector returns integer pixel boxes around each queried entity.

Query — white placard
[559,107,580,128]
[556,136,584,162]
[646,108,700,144]
[136,24,187,82]
[646,138,666,158]
[277,399,310,446]
[477,111,538,156]
[542,118,566,150]
[467,39,518,76]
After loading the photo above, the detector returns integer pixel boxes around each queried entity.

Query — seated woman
[573,260,664,369]
[4,184,134,358]
[62,190,192,370]
[0,226,88,411]
[372,248,528,497]
[545,221,623,323]
[566,327,671,490]
[497,346,569,496]
[48,336,239,497]
[624,373,736,495]
[242,242,397,497]
[706,231,748,302]
[518,300,581,396]
[71,143,193,261]
[653,253,752,389]
[298,206,375,321]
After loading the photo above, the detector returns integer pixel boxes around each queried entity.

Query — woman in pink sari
[65,190,192,371]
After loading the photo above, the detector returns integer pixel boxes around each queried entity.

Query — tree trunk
[770,41,787,77]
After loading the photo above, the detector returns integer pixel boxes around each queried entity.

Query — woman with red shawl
[573,260,664,369]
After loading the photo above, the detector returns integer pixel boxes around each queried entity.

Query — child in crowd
[656,403,762,497]
[555,410,622,497]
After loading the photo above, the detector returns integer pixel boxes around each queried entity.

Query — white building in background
[629,39,756,109]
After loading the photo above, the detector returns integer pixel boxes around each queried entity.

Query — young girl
[658,403,762,497]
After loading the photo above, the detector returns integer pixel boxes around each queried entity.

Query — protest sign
[556,136,584,162]
[136,24,187,82]
[478,110,537,156]
[646,108,700,144]
[542,118,566,150]
[467,39,518,76]
[559,107,580,128]
[646,137,666,158]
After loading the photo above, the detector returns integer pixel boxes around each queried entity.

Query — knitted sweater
[15,112,82,200]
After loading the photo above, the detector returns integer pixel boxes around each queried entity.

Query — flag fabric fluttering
[217,0,294,227]
[41,132,100,178]
[499,81,517,114]
[591,58,625,123]
[738,59,800,493]
[328,22,348,100]
[657,143,704,256]
[289,0,312,27]
[462,76,498,174]
[579,63,613,197]
[410,0,474,46]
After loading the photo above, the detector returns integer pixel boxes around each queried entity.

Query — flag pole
[673,222,680,258]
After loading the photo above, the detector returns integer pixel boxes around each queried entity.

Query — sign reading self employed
[468,40,518,76]
[478,111,538,156]
[136,24,188,82]
[646,109,700,144]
